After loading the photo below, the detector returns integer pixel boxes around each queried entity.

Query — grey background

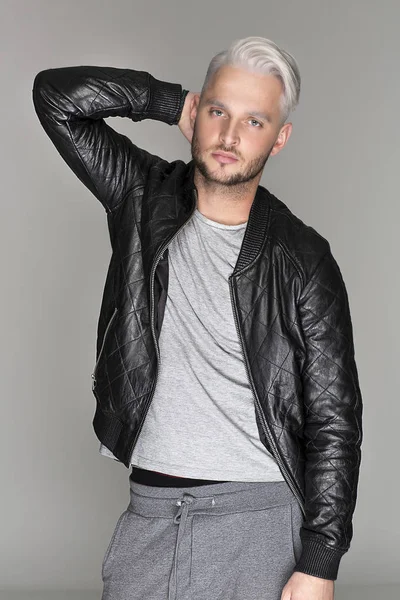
[1,0,398,598]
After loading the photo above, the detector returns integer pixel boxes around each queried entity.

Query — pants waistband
[127,478,298,518]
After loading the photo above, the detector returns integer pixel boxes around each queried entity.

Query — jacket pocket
[290,500,304,565]
[91,307,118,391]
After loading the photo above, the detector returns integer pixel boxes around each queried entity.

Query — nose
[220,120,239,147]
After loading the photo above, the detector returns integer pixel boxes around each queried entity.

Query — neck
[193,167,261,226]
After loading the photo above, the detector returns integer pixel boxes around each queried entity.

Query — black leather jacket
[32,65,363,581]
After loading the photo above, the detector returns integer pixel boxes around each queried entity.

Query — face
[190,65,292,187]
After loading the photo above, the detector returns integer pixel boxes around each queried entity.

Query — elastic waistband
[127,478,297,518]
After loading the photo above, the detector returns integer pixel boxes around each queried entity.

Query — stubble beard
[190,123,272,190]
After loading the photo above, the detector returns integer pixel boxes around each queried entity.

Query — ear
[270,122,293,156]
[189,93,200,129]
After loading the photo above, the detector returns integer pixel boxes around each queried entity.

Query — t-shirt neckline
[194,208,248,230]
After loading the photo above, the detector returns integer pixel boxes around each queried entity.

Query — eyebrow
[204,98,272,124]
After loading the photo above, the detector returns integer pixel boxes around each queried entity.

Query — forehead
[204,64,283,120]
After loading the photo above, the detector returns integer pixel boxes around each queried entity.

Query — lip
[211,152,239,164]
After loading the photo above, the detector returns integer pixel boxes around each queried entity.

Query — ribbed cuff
[176,88,190,124]
[146,75,187,126]
[293,537,347,581]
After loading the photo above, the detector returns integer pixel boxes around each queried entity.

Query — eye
[209,109,262,128]
[209,109,223,117]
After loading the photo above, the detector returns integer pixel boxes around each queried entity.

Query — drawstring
[167,493,216,600]
[168,494,194,600]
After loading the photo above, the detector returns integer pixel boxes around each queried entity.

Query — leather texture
[32,65,363,581]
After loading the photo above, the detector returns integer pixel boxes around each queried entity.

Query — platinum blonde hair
[201,36,301,125]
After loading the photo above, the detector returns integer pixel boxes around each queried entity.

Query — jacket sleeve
[32,66,189,213]
[294,248,363,581]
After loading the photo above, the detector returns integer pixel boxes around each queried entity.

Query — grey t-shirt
[100,207,284,482]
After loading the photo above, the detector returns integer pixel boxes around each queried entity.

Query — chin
[209,155,240,167]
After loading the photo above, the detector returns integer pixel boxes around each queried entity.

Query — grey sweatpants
[100,476,304,600]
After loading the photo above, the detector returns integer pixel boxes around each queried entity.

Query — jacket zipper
[91,307,118,391]
[228,276,306,517]
[126,196,198,462]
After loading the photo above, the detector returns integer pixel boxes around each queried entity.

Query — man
[32,35,363,600]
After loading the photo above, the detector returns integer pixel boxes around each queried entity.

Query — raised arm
[32,66,189,213]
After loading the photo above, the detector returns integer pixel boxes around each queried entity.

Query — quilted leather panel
[235,188,363,549]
